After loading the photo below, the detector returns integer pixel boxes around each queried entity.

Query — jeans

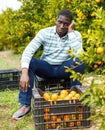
[19,57,85,105]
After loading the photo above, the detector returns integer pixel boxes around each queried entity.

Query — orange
[44,108,50,113]
[94,64,98,69]
[68,93,73,99]
[51,115,57,121]
[77,121,81,126]
[74,93,81,99]
[59,94,67,100]
[51,122,56,129]
[44,114,50,121]
[57,117,62,122]
[45,124,50,129]
[95,0,101,3]
[70,114,76,120]
[96,47,104,54]
[70,90,77,96]
[60,90,69,96]
[97,61,102,65]
[69,122,75,127]
[64,114,70,121]
[63,122,67,126]
[51,93,58,101]
[43,93,50,101]
[64,95,71,100]
[77,113,83,120]
[90,13,95,17]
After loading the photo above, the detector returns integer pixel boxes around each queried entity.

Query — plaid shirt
[21,26,83,68]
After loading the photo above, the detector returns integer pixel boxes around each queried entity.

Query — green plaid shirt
[21,26,83,68]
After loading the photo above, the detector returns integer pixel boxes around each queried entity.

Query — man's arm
[19,30,44,91]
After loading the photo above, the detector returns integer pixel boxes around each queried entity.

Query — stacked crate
[0,69,21,90]
[32,78,91,130]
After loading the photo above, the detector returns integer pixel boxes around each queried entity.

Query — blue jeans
[19,57,85,105]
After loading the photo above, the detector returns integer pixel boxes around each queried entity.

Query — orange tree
[7,0,48,54]
[78,7,105,75]
[0,8,14,50]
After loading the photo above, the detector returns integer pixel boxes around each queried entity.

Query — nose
[60,23,64,28]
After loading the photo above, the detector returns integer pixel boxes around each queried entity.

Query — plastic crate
[32,78,91,130]
[0,69,21,90]
[34,76,71,91]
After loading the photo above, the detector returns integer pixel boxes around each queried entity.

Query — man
[12,9,85,120]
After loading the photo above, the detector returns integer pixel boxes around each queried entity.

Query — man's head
[56,9,73,37]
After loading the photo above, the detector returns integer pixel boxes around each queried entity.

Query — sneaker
[12,104,31,121]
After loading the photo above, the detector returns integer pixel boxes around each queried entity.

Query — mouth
[58,29,65,33]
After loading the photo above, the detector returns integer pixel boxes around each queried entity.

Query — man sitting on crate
[12,9,85,120]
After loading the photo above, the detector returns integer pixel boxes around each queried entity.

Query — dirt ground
[0,50,100,130]
[0,50,21,70]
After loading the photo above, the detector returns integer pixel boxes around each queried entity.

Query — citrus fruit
[43,93,50,101]
[74,93,81,99]
[96,47,104,54]
[44,114,50,121]
[51,93,58,101]
[70,90,77,96]
[51,122,56,129]
[94,64,98,69]
[44,108,50,113]
[97,61,102,65]
[60,90,69,96]
[64,114,70,121]
[95,0,101,3]
[59,93,67,100]
[51,115,57,121]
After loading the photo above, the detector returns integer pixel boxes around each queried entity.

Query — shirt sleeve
[21,30,44,68]
[68,30,83,57]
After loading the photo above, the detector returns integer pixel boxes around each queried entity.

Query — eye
[57,21,62,24]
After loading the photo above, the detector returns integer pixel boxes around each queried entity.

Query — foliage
[80,78,105,130]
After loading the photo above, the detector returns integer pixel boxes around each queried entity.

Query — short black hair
[57,9,73,21]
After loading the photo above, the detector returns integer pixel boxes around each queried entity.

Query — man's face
[56,15,71,37]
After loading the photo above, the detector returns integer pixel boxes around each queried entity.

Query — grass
[0,89,35,130]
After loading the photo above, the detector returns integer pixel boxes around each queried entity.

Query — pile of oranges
[43,89,81,102]
[43,106,83,129]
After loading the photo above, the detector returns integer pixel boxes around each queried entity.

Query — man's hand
[19,68,30,92]
[68,20,76,32]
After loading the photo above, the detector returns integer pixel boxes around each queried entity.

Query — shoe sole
[12,109,31,121]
